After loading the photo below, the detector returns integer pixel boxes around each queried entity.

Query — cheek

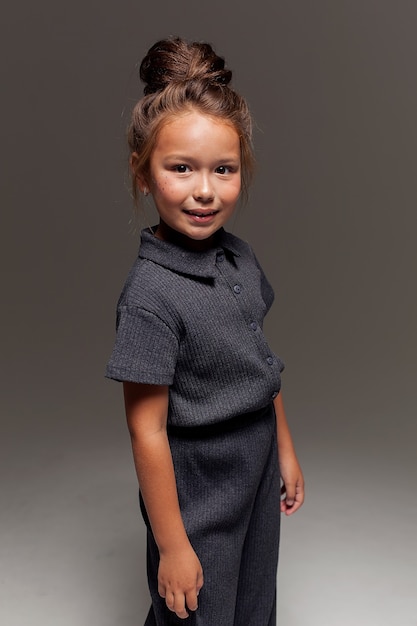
[153,176,170,197]
[225,181,241,204]
[158,179,185,200]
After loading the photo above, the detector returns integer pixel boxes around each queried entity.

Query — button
[272,391,278,399]
[233,284,241,294]
[266,356,274,365]
[217,252,225,262]
[250,321,257,331]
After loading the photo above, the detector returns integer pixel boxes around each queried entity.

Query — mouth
[183,209,219,221]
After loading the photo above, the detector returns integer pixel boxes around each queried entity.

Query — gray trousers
[141,404,281,626]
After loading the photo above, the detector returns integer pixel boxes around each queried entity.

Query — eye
[215,165,232,175]
[173,164,190,173]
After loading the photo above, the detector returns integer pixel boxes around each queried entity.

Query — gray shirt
[106,228,284,428]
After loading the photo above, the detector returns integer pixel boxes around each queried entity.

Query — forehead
[154,111,240,153]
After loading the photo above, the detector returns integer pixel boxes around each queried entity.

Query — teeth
[187,211,215,216]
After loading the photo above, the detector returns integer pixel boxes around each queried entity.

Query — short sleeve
[105,306,179,384]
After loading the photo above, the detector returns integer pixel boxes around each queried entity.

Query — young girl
[106,37,304,626]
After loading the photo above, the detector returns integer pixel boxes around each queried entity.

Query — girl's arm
[274,392,305,515]
[123,381,204,619]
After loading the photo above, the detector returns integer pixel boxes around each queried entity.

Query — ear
[130,152,150,195]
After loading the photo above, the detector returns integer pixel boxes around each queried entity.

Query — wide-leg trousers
[141,404,281,626]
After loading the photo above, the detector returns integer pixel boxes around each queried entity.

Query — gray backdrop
[1,1,416,625]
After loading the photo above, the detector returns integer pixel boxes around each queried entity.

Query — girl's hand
[273,392,305,516]
[279,454,305,516]
[158,543,204,619]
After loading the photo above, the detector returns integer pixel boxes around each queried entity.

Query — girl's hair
[128,37,255,203]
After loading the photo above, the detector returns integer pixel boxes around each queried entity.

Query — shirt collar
[138,227,241,278]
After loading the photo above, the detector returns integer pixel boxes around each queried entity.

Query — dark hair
[128,37,255,202]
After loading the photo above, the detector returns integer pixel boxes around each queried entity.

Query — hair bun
[140,37,232,95]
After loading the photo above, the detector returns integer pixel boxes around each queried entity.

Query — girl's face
[143,111,241,247]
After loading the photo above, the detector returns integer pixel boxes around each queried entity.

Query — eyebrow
[164,154,241,163]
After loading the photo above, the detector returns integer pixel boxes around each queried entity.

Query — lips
[183,209,219,221]
[183,210,218,217]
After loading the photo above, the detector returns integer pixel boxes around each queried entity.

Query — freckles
[156,175,170,192]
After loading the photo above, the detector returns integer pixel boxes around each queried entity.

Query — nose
[193,172,214,202]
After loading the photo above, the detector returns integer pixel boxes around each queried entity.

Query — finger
[185,571,204,613]
[165,591,175,611]
[284,498,303,515]
[197,570,204,593]
[185,589,199,612]
[280,499,288,513]
[165,591,188,619]
[281,482,295,507]
[281,501,297,515]
[281,485,305,515]
[280,498,296,513]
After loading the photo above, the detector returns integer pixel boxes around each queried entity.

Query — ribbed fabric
[106,228,285,427]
